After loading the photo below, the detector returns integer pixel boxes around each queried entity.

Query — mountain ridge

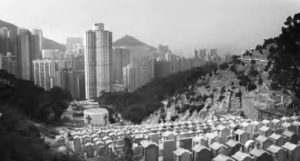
[113,35,157,62]
[113,35,156,51]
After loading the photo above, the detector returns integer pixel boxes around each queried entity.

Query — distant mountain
[0,19,66,52]
[114,35,156,50]
[42,37,66,51]
[113,35,156,61]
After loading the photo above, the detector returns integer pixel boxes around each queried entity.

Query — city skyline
[1,0,299,56]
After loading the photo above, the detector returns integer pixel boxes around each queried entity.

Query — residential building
[17,28,33,80]
[0,52,17,76]
[42,49,64,59]
[66,37,83,55]
[33,59,65,90]
[85,23,112,99]
[31,29,43,59]
[112,47,131,84]
[0,27,11,55]
[123,63,137,92]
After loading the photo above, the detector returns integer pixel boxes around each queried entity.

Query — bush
[219,62,229,70]
[170,115,179,121]
[247,84,257,91]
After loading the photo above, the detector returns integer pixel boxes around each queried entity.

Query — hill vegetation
[98,62,218,124]
[0,69,77,161]
[261,13,300,98]
[0,70,72,123]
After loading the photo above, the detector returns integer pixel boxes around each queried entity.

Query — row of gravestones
[66,117,293,141]
[71,129,298,160]
[59,115,300,159]
[129,137,300,161]
[102,122,299,161]
[131,135,300,161]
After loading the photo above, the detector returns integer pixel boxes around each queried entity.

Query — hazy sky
[1,0,300,56]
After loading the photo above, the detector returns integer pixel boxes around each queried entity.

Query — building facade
[31,29,43,59]
[66,37,83,55]
[17,28,33,80]
[123,64,137,92]
[0,27,12,55]
[33,59,65,90]
[0,52,17,76]
[42,49,64,59]
[85,23,112,99]
[112,47,131,84]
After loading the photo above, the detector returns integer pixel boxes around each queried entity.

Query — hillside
[42,37,66,51]
[98,62,218,124]
[0,19,66,52]
[0,69,78,161]
[113,35,156,62]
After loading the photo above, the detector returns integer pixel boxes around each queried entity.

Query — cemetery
[52,114,300,161]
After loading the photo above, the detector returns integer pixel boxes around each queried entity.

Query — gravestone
[234,129,249,145]
[163,139,176,161]
[210,142,229,157]
[192,144,212,161]
[212,154,235,161]
[179,138,192,150]
[282,131,298,144]
[281,142,300,161]
[173,148,192,161]
[85,142,94,158]
[259,126,273,137]
[140,140,159,161]
[231,151,252,161]
[217,125,230,143]
[205,132,218,145]
[266,145,288,161]
[271,119,281,130]
[292,121,300,138]
[269,133,286,147]
[73,136,81,152]
[133,144,144,160]
[249,149,273,161]
[149,133,160,144]
[244,140,255,153]
[225,139,242,156]
[255,135,273,150]
[282,122,296,133]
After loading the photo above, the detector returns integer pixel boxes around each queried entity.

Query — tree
[0,106,48,161]
[219,62,229,70]
[250,59,256,65]
[264,13,300,98]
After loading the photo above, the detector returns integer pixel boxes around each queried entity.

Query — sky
[1,0,300,56]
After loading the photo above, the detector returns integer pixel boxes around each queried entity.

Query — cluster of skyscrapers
[0,26,86,100]
[0,21,229,101]
[32,40,86,100]
[0,27,43,80]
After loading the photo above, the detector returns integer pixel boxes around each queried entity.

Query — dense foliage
[99,63,218,124]
[261,13,300,98]
[0,70,72,123]
[0,106,49,161]
[0,70,76,161]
